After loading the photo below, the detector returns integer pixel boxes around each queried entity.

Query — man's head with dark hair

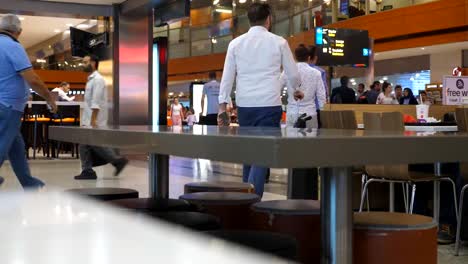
[308,45,318,64]
[208,71,217,80]
[357,83,365,93]
[394,85,403,98]
[373,81,382,92]
[60,82,70,92]
[340,76,350,87]
[247,3,272,29]
[294,44,309,62]
[83,54,100,73]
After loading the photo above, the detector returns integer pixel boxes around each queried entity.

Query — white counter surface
[0,192,285,264]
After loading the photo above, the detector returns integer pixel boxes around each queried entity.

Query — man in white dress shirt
[218,3,300,197]
[74,55,128,180]
[52,82,75,101]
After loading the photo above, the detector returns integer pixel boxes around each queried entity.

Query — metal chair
[360,112,459,220]
[454,108,468,256]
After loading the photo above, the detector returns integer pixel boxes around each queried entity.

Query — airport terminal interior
[1,0,468,263]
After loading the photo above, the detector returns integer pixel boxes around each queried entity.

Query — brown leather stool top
[252,200,320,215]
[180,192,260,205]
[66,188,139,201]
[354,211,437,230]
[180,192,260,229]
[107,198,194,212]
[184,181,254,194]
[147,211,221,231]
[251,200,321,264]
[354,212,437,264]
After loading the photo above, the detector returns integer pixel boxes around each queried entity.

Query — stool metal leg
[149,153,169,199]
[389,182,395,212]
[403,183,408,214]
[455,185,467,256]
[321,167,353,264]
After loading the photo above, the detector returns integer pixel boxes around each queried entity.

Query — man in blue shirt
[201,71,220,126]
[0,14,57,188]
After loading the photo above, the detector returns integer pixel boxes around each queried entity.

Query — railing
[156,0,440,59]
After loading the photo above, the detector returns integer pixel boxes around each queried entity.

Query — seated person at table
[52,82,75,101]
[331,76,356,104]
[399,88,418,105]
[376,82,398,105]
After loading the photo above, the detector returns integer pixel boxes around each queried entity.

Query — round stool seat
[252,199,320,215]
[251,200,320,264]
[184,181,254,194]
[66,188,139,201]
[205,230,298,261]
[354,212,437,264]
[180,192,260,229]
[148,211,221,231]
[107,198,194,212]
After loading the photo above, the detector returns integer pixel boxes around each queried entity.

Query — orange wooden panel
[329,0,468,40]
[35,70,88,89]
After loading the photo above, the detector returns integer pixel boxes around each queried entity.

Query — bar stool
[184,181,255,194]
[455,108,468,255]
[354,212,437,264]
[205,230,298,261]
[66,188,139,201]
[250,200,320,264]
[147,211,221,231]
[180,192,260,229]
[107,198,195,212]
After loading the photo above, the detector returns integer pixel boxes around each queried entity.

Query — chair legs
[455,184,468,256]
[403,183,409,213]
[409,184,417,214]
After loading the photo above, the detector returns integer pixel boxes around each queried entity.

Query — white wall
[430,50,463,83]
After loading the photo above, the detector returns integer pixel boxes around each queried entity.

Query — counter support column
[149,153,169,198]
[321,167,353,264]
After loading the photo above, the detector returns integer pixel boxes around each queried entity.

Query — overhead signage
[443,76,468,105]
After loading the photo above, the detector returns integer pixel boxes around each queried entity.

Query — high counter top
[50,125,468,168]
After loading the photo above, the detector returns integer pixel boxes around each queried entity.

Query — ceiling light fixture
[211,38,217,44]
[215,8,233,13]
[239,0,247,4]
[54,29,61,33]
[213,0,220,5]
[19,17,25,21]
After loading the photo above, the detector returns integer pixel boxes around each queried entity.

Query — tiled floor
[1,156,467,263]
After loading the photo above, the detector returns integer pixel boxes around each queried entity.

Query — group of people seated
[332,77,433,105]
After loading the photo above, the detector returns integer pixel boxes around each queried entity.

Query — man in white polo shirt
[218,3,300,197]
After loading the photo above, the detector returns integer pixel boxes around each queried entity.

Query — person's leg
[242,165,251,183]
[91,146,128,175]
[75,145,97,179]
[8,133,44,189]
[205,114,218,126]
[0,105,26,186]
[247,106,283,197]
[237,107,254,185]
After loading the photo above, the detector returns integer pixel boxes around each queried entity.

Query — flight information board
[315,27,370,67]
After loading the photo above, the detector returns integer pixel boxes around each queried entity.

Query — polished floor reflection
[0,157,467,263]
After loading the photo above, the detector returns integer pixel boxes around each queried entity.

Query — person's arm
[280,40,300,92]
[201,85,206,115]
[315,74,326,110]
[21,69,57,113]
[60,90,75,102]
[218,42,236,125]
[89,78,106,127]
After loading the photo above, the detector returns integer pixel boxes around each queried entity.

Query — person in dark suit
[331,76,356,104]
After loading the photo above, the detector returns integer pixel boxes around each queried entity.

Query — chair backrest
[363,112,404,131]
[321,110,357,129]
[363,112,409,180]
[455,108,468,132]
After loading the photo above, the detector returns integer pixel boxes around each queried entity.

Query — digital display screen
[152,43,160,125]
[315,27,369,67]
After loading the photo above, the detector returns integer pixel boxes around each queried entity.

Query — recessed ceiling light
[54,29,61,33]
[215,8,232,13]
[239,0,247,3]
[18,17,25,21]
[213,0,219,5]
[66,23,74,27]
[421,47,425,50]
[64,30,70,34]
